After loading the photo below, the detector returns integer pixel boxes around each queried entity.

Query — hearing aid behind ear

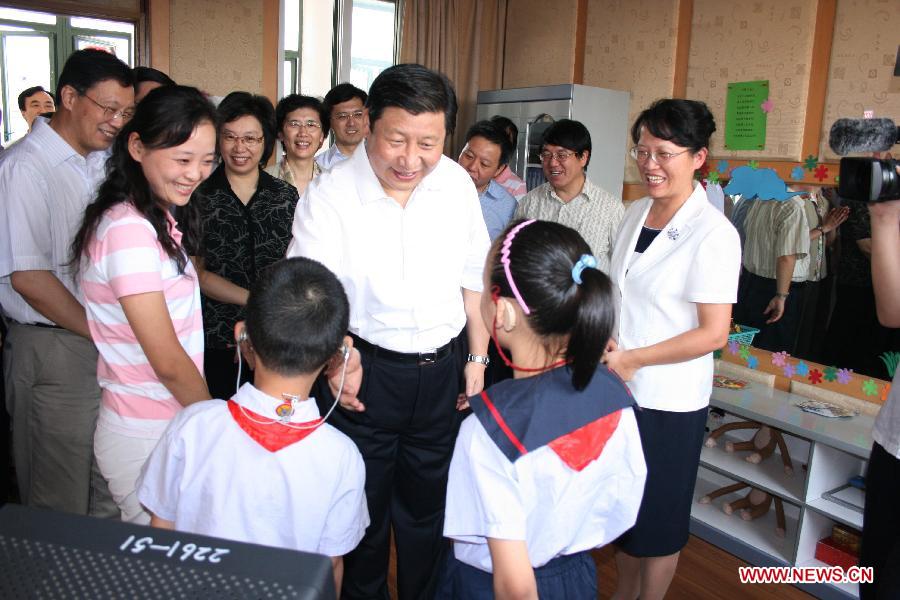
[504,300,517,329]
[238,329,248,344]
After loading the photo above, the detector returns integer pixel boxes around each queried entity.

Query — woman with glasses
[266,95,328,195]
[187,91,300,400]
[604,99,741,600]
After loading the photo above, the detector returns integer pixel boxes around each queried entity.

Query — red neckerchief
[227,400,323,453]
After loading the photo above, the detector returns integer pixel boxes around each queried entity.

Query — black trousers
[318,338,462,600]
[204,347,251,401]
[734,269,806,354]
[861,442,900,600]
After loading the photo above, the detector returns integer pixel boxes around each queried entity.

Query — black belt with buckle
[350,333,455,366]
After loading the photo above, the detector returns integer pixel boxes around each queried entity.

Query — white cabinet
[692,381,873,599]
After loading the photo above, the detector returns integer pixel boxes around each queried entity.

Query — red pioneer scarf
[227,400,323,452]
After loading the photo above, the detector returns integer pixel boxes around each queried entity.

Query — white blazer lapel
[611,198,651,287]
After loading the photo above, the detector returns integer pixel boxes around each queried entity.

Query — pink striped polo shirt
[81,202,204,437]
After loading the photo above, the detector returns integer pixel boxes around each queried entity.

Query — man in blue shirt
[458,120,517,240]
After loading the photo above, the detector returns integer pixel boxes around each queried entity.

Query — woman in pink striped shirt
[72,86,217,523]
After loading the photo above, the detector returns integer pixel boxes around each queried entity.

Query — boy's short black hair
[542,119,592,167]
[18,85,51,111]
[55,49,133,106]
[324,83,367,109]
[464,120,513,166]
[367,63,457,135]
[490,114,518,147]
[217,91,277,166]
[276,94,330,139]
[245,258,349,377]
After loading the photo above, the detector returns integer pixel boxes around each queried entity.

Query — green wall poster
[725,80,769,151]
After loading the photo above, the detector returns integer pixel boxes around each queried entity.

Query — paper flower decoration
[837,368,853,384]
[814,164,829,182]
[808,369,823,384]
[795,361,809,377]
[772,351,790,367]
[823,366,838,382]
[739,345,751,360]
[760,99,774,113]
[728,340,739,355]
[804,155,819,171]
[790,166,805,180]
[747,356,759,369]
[783,363,795,378]
[862,379,879,396]
[706,170,720,185]
[717,160,730,174]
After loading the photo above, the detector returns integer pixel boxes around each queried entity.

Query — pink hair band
[500,219,535,315]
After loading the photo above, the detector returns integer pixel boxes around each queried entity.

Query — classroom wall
[168,0,265,97]
[503,0,900,187]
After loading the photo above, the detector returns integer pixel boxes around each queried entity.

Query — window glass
[284,0,300,52]
[3,33,52,141]
[349,0,395,92]
[0,8,55,25]
[70,17,134,34]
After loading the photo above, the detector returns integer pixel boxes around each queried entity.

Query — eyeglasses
[539,150,577,162]
[333,110,364,122]
[221,132,264,147]
[81,93,134,122]
[629,147,690,164]
[285,119,322,130]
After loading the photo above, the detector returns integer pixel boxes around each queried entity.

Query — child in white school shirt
[137,257,368,596]
[438,220,646,600]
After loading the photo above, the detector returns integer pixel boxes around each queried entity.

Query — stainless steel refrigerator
[475,84,630,198]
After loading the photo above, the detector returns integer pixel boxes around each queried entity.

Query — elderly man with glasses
[316,83,369,171]
[514,118,624,273]
[0,49,134,517]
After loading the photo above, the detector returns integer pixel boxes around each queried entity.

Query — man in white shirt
[515,119,624,272]
[0,49,134,516]
[316,83,368,171]
[288,63,490,599]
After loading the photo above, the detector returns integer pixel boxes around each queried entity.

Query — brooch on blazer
[666,226,680,241]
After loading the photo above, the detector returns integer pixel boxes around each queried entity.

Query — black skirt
[615,405,708,557]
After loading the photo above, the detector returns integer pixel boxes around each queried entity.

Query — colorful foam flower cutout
[717,160,730,174]
[783,363,795,378]
[706,170,720,185]
[772,351,790,367]
[728,340,739,355]
[823,366,838,382]
[836,368,853,384]
[739,345,751,360]
[804,155,819,171]
[747,356,759,370]
[760,99,774,113]
[748,160,760,170]
[795,361,809,377]
[862,379,879,396]
[790,166,805,181]
[814,164,829,182]
[808,369,823,385]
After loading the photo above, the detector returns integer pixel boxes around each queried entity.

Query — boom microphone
[829,118,899,156]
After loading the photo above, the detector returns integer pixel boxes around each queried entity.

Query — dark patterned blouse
[192,165,299,349]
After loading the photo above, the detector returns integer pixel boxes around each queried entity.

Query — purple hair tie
[500,219,535,314]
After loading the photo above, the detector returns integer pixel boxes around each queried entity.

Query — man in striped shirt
[0,49,134,516]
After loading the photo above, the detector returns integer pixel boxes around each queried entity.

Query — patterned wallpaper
[169,0,264,96]
[819,0,900,160]
[503,0,578,88]
[686,0,818,161]
[582,0,680,183]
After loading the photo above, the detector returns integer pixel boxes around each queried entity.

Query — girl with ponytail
[438,219,647,600]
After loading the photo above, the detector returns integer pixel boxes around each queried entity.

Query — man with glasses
[316,83,369,171]
[0,49,133,517]
[515,119,624,272]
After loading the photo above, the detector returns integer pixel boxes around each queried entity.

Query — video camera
[828,118,899,202]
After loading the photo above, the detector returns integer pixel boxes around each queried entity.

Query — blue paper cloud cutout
[723,166,805,201]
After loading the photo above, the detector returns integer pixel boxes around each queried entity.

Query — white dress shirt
[315,144,350,171]
[609,183,742,412]
[443,408,646,572]
[287,143,490,353]
[136,383,369,557]
[0,117,109,324]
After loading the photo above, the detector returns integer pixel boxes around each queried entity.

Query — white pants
[94,420,164,525]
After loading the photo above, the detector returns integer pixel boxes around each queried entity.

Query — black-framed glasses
[539,150,577,162]
[81,93,134,122]
[629,147,689,164]
[285,119,322,130]
[334,110,364,122]
[221,132,264,147]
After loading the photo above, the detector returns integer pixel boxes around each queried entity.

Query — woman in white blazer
[605,99,741,600]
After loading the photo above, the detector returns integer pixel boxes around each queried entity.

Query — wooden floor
[388,534,815,599]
